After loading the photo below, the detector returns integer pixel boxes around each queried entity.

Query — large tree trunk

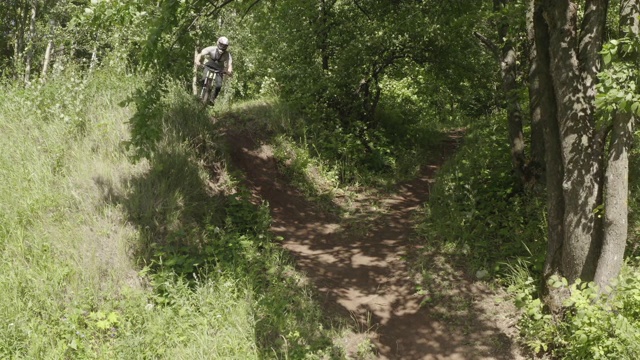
[579,0,609,117]
[539,0,638,297]
[542,0,606,283]
[534,2,563,282]
[593,0,639,291]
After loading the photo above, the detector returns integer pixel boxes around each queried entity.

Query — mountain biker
[196,36,233,104]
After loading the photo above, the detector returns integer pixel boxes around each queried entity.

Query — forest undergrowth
[4,65,640,359]
[418,118,640,359]
[0,68,349,359]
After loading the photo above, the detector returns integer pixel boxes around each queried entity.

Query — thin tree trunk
[594,0,639,291]
[193,46,200,96]
[42,39,53,79]
[527,0,545,180]
[89,45,98,71]
[495,0,526,185]
[24,1,37,84]
[13,3,27,80]
[192,22,202,96]
[320,0,330,71]
[502,42,526,185]
[594,112,633,289]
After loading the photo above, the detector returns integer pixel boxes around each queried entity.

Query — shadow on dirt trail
[227,128,524,360]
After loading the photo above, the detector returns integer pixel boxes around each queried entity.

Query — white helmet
[217,36,229,52]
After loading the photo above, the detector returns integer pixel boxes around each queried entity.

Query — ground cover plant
[0,68,348,359]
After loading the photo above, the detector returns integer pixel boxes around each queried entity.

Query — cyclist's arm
[197,46,216,64]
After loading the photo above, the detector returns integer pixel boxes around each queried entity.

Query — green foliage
[124,74,167,159]
[417,114,546,272]
[272,134,342,206]
[0,67,345,359]
[236,90,452,192]
[509,274,555,354]
[247,0,495,126]
[78,0,150,67]
[513,268,640,359]
[596,36,640,117]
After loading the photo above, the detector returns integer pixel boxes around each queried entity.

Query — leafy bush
[514,268,640,359]
[417,114,546,272]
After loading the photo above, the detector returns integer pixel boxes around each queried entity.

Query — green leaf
[620,100,628,112]
[96,319,110,330]
[107,312,119,325]
[578,333,588,344]
[89,311,106,320]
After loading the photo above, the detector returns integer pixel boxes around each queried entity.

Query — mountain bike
[199,66,225,106]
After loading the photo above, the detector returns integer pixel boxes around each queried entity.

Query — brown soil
[227,129,525,360]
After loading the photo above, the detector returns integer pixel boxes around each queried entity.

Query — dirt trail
[228,130,524,360]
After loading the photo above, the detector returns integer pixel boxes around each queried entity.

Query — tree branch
[473,31,500,61]
[597,122,614,153]
[205,0,235,18]
[353,0,372,21]
[241,0,263,20]
[168,0,236,51]
[356,52,404,95]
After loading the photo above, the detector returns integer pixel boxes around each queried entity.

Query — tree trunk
[13,3,27,80]
[593,0,639,291]
[192,46,200,96]
[501,42,526,185]
[24,1,37,84]
[42,39,53,79]
[534,2,564,283]
[320,0,330,71]
[579,0,609,118]
[527,0,546,180]
[89,45,98,71]
[543,0,606,283]
[594,112,633,289]
[495,0,526,186]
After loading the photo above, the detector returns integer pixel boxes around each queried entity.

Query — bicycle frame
[199,66,223,105]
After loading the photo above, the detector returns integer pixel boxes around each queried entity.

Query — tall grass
[0,68,345,358]
[0,68,144,357]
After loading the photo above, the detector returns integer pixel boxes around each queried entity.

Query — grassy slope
[0,69,343,359]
